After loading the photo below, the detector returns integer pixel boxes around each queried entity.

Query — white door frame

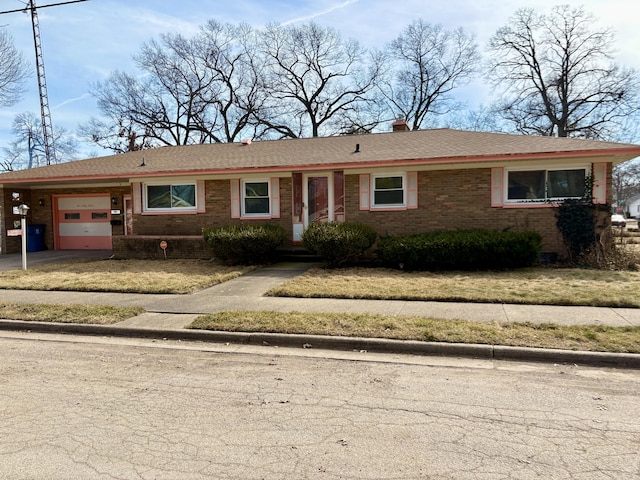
[303,172,334,229]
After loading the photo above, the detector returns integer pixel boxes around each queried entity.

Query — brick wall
[131,178,293,243]
[345,169,567,254]
[115,178,295,258]
[112,235,212,259]
[1,165,614,259]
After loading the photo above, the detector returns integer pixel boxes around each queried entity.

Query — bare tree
[0,28,29,107]
[487,5,639,139]
[444,104,506,133]
[77,113,154,154]
[194,21,271,142]
[379,20,480,131]
[80,22,265,152]
[1,112,77,171]
[612,159,640,207]
[258,22,381,138]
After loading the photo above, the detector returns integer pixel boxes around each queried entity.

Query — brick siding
[345,168,573,254]
[1,165,614,259]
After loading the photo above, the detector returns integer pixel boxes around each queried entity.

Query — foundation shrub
[555,201,597,262]
[203,224,286,265]
[302,221,377,267]
[376,229,542,271]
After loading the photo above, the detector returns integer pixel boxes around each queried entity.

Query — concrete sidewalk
[0,252,639,368]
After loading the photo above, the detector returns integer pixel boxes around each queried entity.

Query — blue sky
[1,0,639,160]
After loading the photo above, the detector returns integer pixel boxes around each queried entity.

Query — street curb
[1,319,639,369]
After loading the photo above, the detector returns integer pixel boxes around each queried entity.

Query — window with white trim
[372,174,405,208]
[242,180,271,216]
[506,167,587,203]
[144,183,197,211]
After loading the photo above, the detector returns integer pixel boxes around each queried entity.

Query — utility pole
[0,0,90,166]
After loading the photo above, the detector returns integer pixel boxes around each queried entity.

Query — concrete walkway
[1,250,639,368]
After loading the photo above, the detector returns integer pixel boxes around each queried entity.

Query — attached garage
[55,195,112,250]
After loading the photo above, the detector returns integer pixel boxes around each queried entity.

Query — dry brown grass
[0,302,144,325]
[189,310,640,353]
[0,259,254,294]
[267,267,640,308]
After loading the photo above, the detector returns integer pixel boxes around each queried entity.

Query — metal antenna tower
[0,0,90,166]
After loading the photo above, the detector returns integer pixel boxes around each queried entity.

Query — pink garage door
[56,196,112,250]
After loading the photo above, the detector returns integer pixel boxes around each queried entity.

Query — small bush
[302,222,377,267]
[376,229,542,271]
[203,224,286,265]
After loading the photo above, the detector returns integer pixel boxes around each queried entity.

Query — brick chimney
[392,118,410,132]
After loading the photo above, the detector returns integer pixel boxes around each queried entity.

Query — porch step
[276,247,321,263]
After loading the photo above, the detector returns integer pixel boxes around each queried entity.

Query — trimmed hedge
[302,221,377,267]
[376,229,542,271]
[203,224,286,265]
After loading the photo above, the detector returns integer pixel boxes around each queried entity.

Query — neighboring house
[2,121,640,259]
[625,194,640,219]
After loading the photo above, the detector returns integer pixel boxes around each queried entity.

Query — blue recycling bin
[26,224,45,252]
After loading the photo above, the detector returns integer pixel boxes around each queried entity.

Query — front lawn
[0,259,254,294]
[267,267,640,308]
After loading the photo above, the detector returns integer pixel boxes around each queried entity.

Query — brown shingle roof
[2,128,639,185]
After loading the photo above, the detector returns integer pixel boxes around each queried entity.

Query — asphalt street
[1,332,639,479]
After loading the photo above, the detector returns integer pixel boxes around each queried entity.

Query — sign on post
[160,240,168,259]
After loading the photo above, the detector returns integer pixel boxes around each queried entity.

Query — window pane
[64,213,80,220]
[245,182,269,198]
[243,181,270,215]
[171,185,196,208]
[147,185,172,208]
[373,176,404,206]
[374,190,404,205]
[91,212,108,219]
[375,176,403,190]
[508,171,545,200]
[548,169,585,198]
[245,198,270,214]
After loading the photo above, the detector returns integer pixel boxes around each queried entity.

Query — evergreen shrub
[302,221,377,267]
[376,229,542,270]
[203,224,286,265]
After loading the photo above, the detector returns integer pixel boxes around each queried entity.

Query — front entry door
[304,174,333,228]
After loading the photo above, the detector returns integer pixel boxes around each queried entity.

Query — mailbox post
[18,204,30,271]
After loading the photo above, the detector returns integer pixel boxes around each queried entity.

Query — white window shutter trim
[593,163,607,204]
[132,182,142,214]
[359,174,370,210]
[270,178,280,218]
[196,180,206,213]
[491,168,504,207]
[407,172,418,209]
[230,179,240,218]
